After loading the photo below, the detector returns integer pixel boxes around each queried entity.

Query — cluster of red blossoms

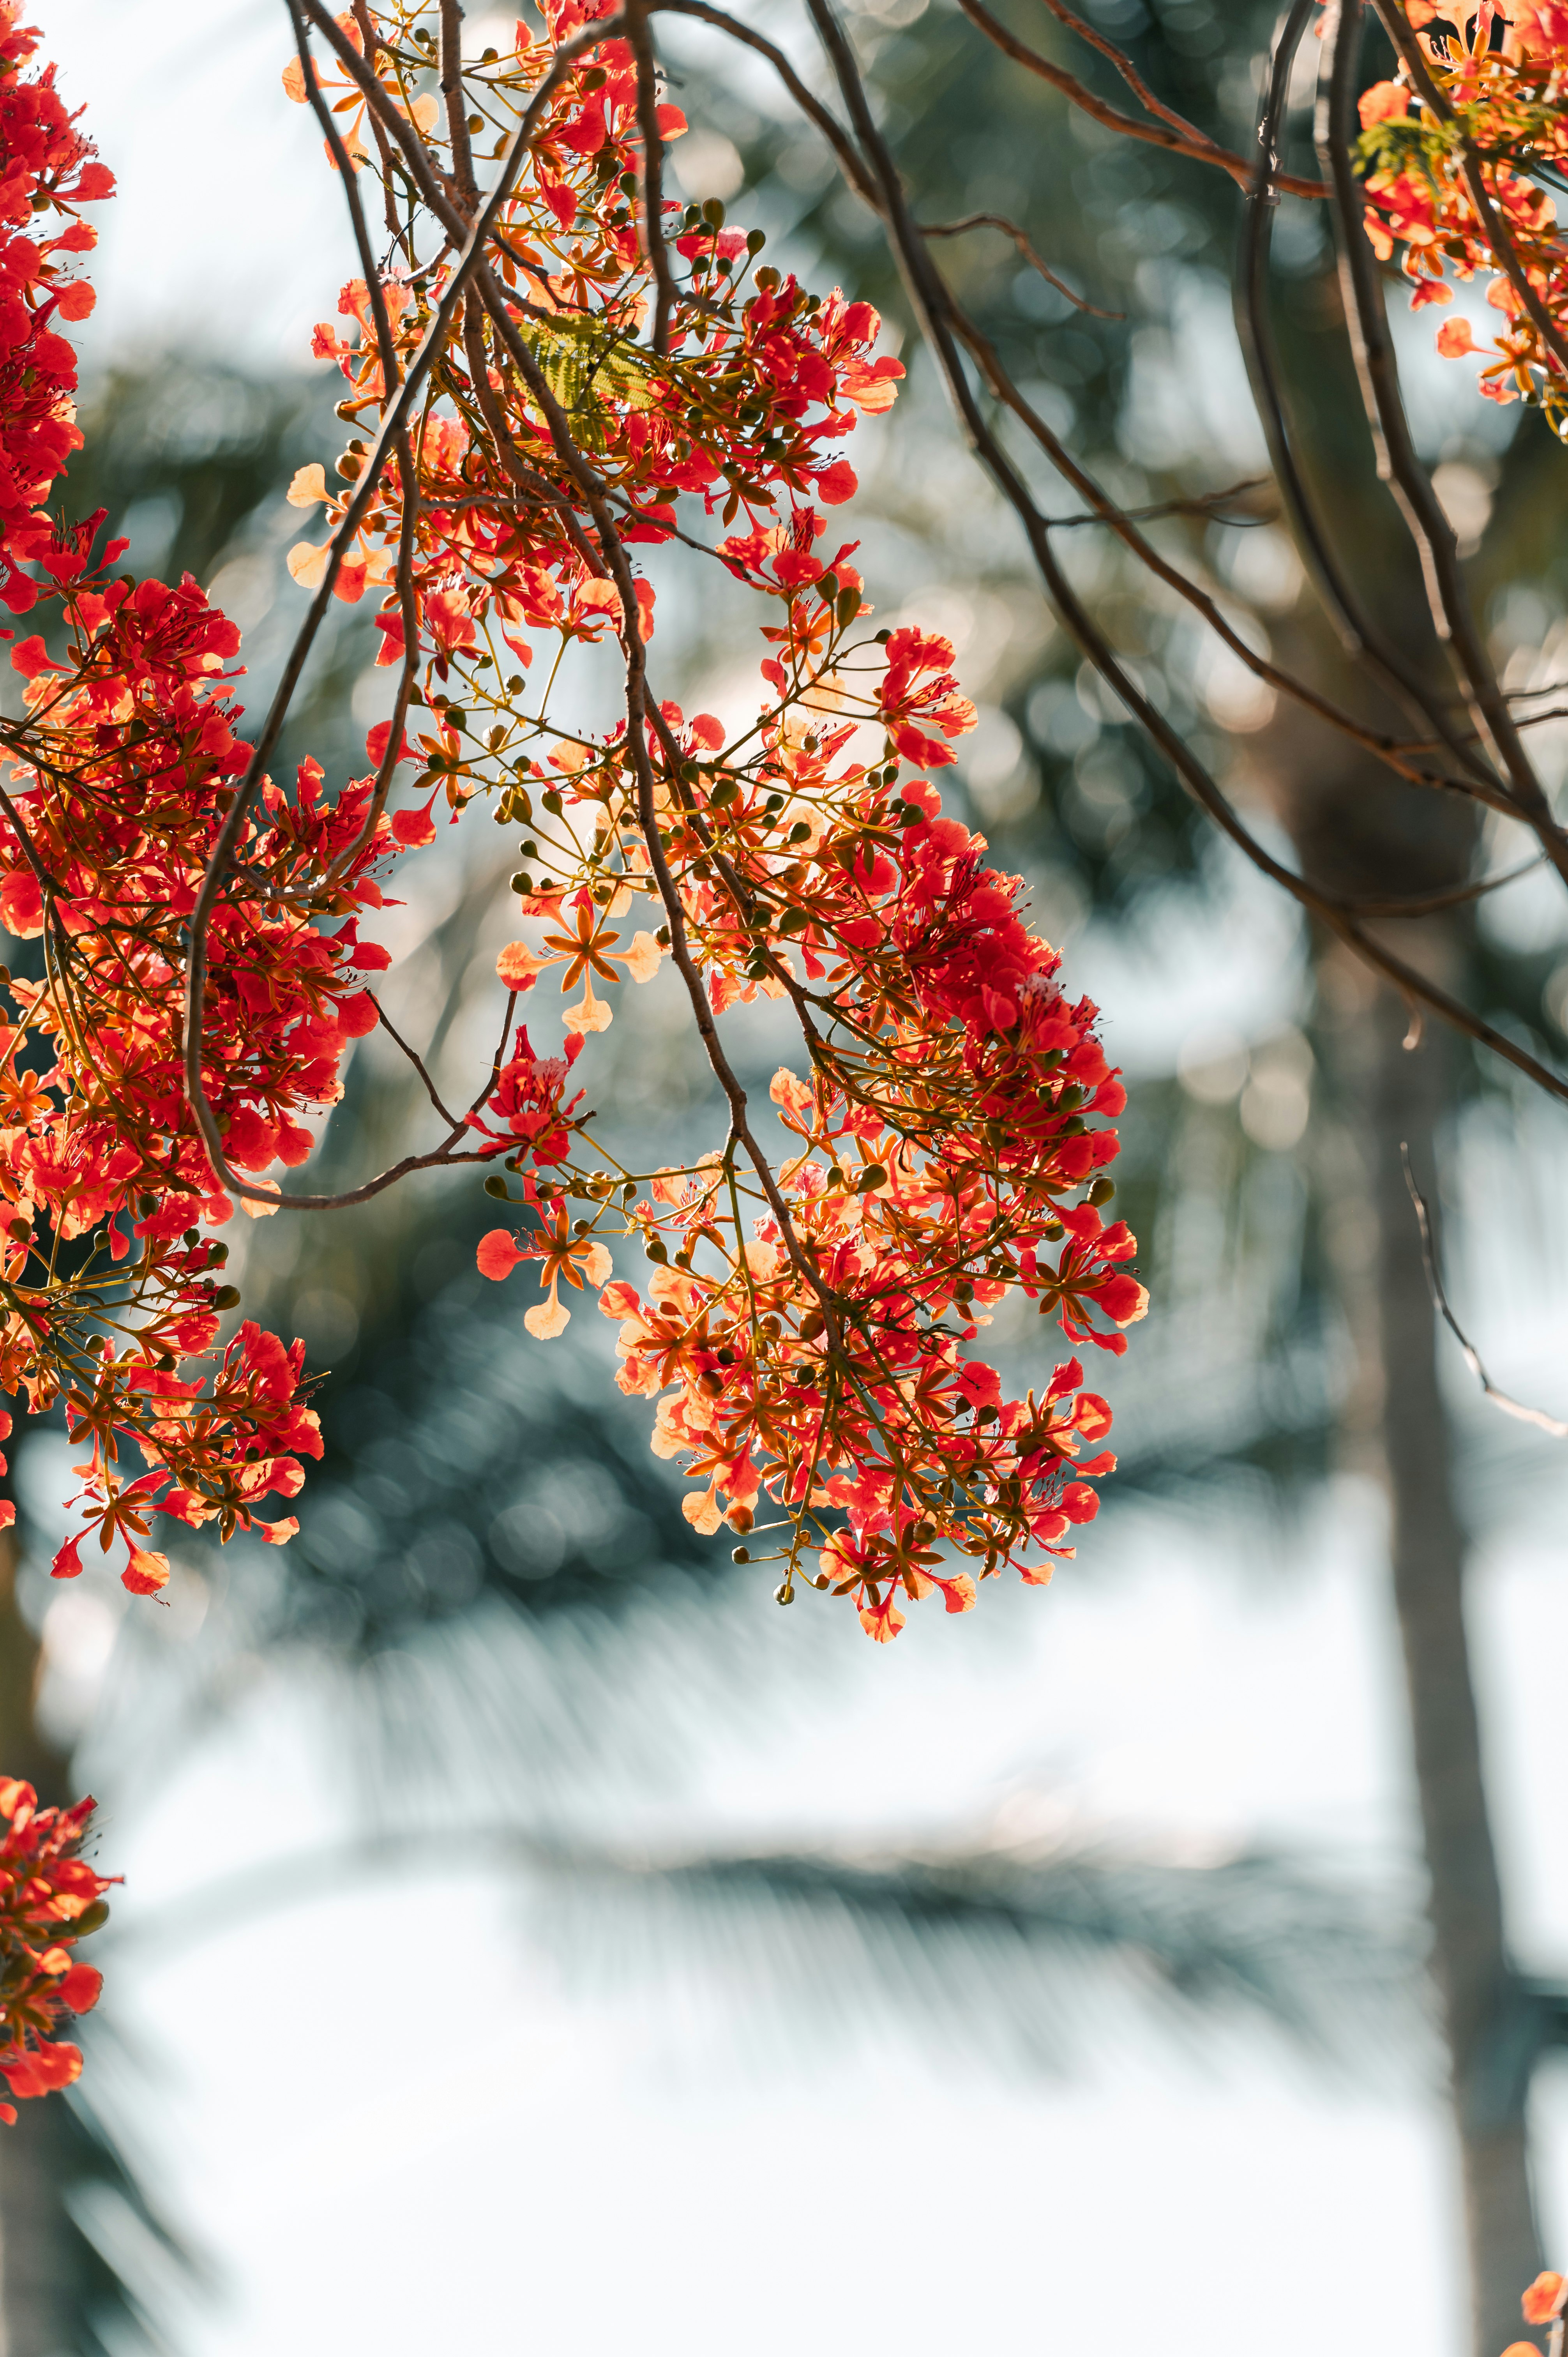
[0,0,1144,2118]
[273,0,1145,1634]
[1349,2,1568,425]
[0,4,431,1596]
[0,0,1144,1667]
[0,1778,110,2122]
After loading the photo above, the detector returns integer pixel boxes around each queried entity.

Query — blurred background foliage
[9,0,1568,2347]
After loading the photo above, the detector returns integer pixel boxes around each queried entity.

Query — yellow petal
[524,1294,571,1339]
[579,1240,613,1287]
[622,929,663,985]
[563,979,613,1035]
[287,541,331,590]
[281,56,309,102]
[496,940,548,987]
[408,92,440,135]
[682,1489,724,1534]
[287,462,328,509]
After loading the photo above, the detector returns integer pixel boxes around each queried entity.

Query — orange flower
[1522,2275,1566,2326]
[281,14,437,170]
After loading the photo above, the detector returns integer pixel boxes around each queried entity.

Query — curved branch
[1032,0,1257,151]
[1404,1147,1568,1439]
[800,0,1568,1110]
[1319,0,1568,885]
[652,0,879,205]
[920,213,1123,318]
[286,0,422,890]
[955,0,1330,201]
[1231,0,1494,785]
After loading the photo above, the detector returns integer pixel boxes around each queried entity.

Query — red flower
[0,1781,115,2124]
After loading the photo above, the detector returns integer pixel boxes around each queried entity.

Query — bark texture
[1366,970,1542,2356]
[1270,657,1542,2351]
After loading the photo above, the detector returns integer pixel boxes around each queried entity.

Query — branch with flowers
[3,0,1568,2128]
[0,0,1142,1685]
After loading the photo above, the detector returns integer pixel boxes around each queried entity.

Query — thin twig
[941,297,1512,813]
[1032,0,1243,149]
[920,214,1123,318]
[1046,477,1274,527]
[1337,853,1544,917]
[183,7,625,1211]
[287,0,422,889]
[470,263,844,1334]
[1402,1145,1568,1438]
[652,0,879,203]
[954,0,1330,200]
[374,999,461,1129]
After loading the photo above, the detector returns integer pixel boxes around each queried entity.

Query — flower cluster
[282,10,900,679]
[0,0,1144,1640]
[0,4,427,1590]
[0,1777,111,2123]
[270,1,1144,1634]
[1349,2,1568,424]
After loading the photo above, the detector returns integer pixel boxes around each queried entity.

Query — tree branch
[955,0,1330,201]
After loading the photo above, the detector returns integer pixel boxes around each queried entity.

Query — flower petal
[524,1294,572,1339]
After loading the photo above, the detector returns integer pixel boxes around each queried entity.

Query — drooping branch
[954,0,1330,201]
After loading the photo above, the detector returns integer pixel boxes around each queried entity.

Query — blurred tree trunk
[0,1532,76,2357]
[1275,686,1542,2350]
[1367,965,1543,2352]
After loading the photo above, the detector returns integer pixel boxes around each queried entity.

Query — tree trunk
[1359,961,1542,2354]
[0,1532,78,2357]
[1280,661,1542,2345]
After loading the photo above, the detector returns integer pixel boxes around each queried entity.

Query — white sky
[26,6,1568,2354]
